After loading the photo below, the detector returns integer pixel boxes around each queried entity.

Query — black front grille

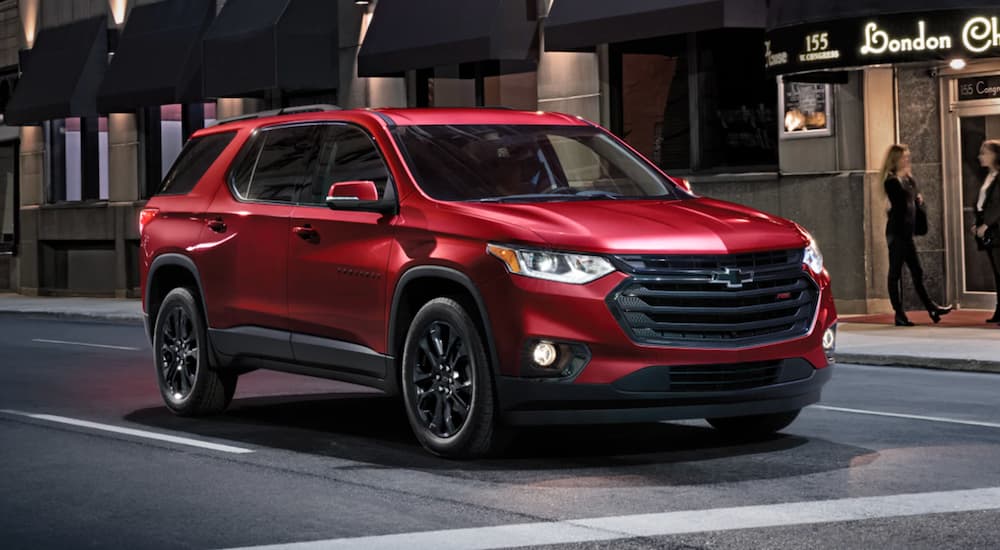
[608,250,819,348]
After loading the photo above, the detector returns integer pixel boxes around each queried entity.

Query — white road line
[813,405,1000,429]
[0,410,254,454]
[221,487,1000,550]
[32,338,141,351]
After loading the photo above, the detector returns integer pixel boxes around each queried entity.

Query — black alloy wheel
[159,305,199,403]
[401,298,504,458]
[411,321,475,438]
[153,287,237,416]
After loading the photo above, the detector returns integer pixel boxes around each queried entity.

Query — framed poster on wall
[779,80,833,139]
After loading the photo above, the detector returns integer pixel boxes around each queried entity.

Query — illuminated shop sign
[766,11,1000,75]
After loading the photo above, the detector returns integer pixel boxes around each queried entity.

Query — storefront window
[612,30,778,172]
[613,35,690,170]
[779,81,833,138]
[51,117,109,202]
[697,29,778,168]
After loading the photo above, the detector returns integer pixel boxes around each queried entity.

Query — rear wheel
[401,298,503,458]
[153,287,237,416]
[707,409,800,439]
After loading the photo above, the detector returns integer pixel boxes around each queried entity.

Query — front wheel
[401,298,503,458]
[707,409,801,439]
[153,287,237,416]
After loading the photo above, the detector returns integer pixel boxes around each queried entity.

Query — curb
[836,353,1000,374]
[0,310,144,325]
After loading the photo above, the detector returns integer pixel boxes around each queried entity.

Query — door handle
[293,225,318,241]
[206,217,227,233]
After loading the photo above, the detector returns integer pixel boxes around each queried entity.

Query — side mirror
[325,180,394,214]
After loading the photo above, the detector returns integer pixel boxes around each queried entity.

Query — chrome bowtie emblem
[710,267,754,289]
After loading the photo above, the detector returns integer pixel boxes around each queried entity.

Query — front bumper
[499,359,831,425]
[478,267,837,424]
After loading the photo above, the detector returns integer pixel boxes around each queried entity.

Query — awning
[768,0,998,30]
[358,0,539,78]
[544,0,765,51]
[202,0,339,98]
[4,16,107,125]
[97,0,215,113]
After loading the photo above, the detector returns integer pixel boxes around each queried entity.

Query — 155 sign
[805,32,829,52]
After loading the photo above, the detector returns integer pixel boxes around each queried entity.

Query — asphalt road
[2,315,1000,549]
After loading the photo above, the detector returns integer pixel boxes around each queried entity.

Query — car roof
[196,107,590,137]
[375,108,588,126]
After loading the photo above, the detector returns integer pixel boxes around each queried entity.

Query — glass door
[945,101,1000,310]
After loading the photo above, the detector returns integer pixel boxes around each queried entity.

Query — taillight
[139,208,159,236]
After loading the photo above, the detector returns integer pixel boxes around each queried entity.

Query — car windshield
[393,124,687,202]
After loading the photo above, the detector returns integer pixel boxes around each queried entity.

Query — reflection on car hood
[457,198,809,255]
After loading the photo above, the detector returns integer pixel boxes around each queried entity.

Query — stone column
[107,113,139,297]
[536,51,601,122]
[896,67,947,310]
[17,125,43,295]
[107,113,139,202]
[863,67,896,313]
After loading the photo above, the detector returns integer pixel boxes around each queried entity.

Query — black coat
[885,174,919,244]
[975,174,1000,229]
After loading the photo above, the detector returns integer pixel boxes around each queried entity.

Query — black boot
[895,312,914,326]
[988,308,1000,323]
[928,304,953,324]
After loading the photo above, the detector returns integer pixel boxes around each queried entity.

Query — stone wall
[896,67,948,309]
[695,172,869,314]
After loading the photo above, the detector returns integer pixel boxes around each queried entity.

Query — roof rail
[212,104,343,126]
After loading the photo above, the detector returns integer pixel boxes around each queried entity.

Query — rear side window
[157,131,236,196]
[231,125,321,203]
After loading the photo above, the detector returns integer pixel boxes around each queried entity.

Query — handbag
[977,224,1000,249]
[914,200,928,236]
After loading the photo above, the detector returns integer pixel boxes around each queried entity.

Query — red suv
[140,106,836,458]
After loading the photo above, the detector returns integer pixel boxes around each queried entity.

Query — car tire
[706,409,801,439]
[153,287,237,417]
[401,297,504,458]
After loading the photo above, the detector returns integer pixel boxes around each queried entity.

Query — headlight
[487,244,615,284]
[804,238,824,274]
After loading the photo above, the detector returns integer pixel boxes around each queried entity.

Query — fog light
[823,328,836,351]
[532,341,558,367]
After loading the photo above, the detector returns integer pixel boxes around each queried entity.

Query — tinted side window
[157,131,236,195]
[243,125,321,203]
[300,126,391,206]
[229,132,264,199]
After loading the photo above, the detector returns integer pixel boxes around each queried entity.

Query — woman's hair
[982,140,1000,171]
[880,144,909,185]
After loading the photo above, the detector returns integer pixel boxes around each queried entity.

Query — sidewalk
[1,294,999,373]
[0,294,143,323]
[837,321,1000,373]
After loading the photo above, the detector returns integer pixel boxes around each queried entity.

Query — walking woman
[972,139,1000,323]
[883,144,953,326]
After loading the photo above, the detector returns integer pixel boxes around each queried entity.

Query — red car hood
[464,198,809,254]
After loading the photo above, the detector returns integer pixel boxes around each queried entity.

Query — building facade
[4,0,1000,316]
